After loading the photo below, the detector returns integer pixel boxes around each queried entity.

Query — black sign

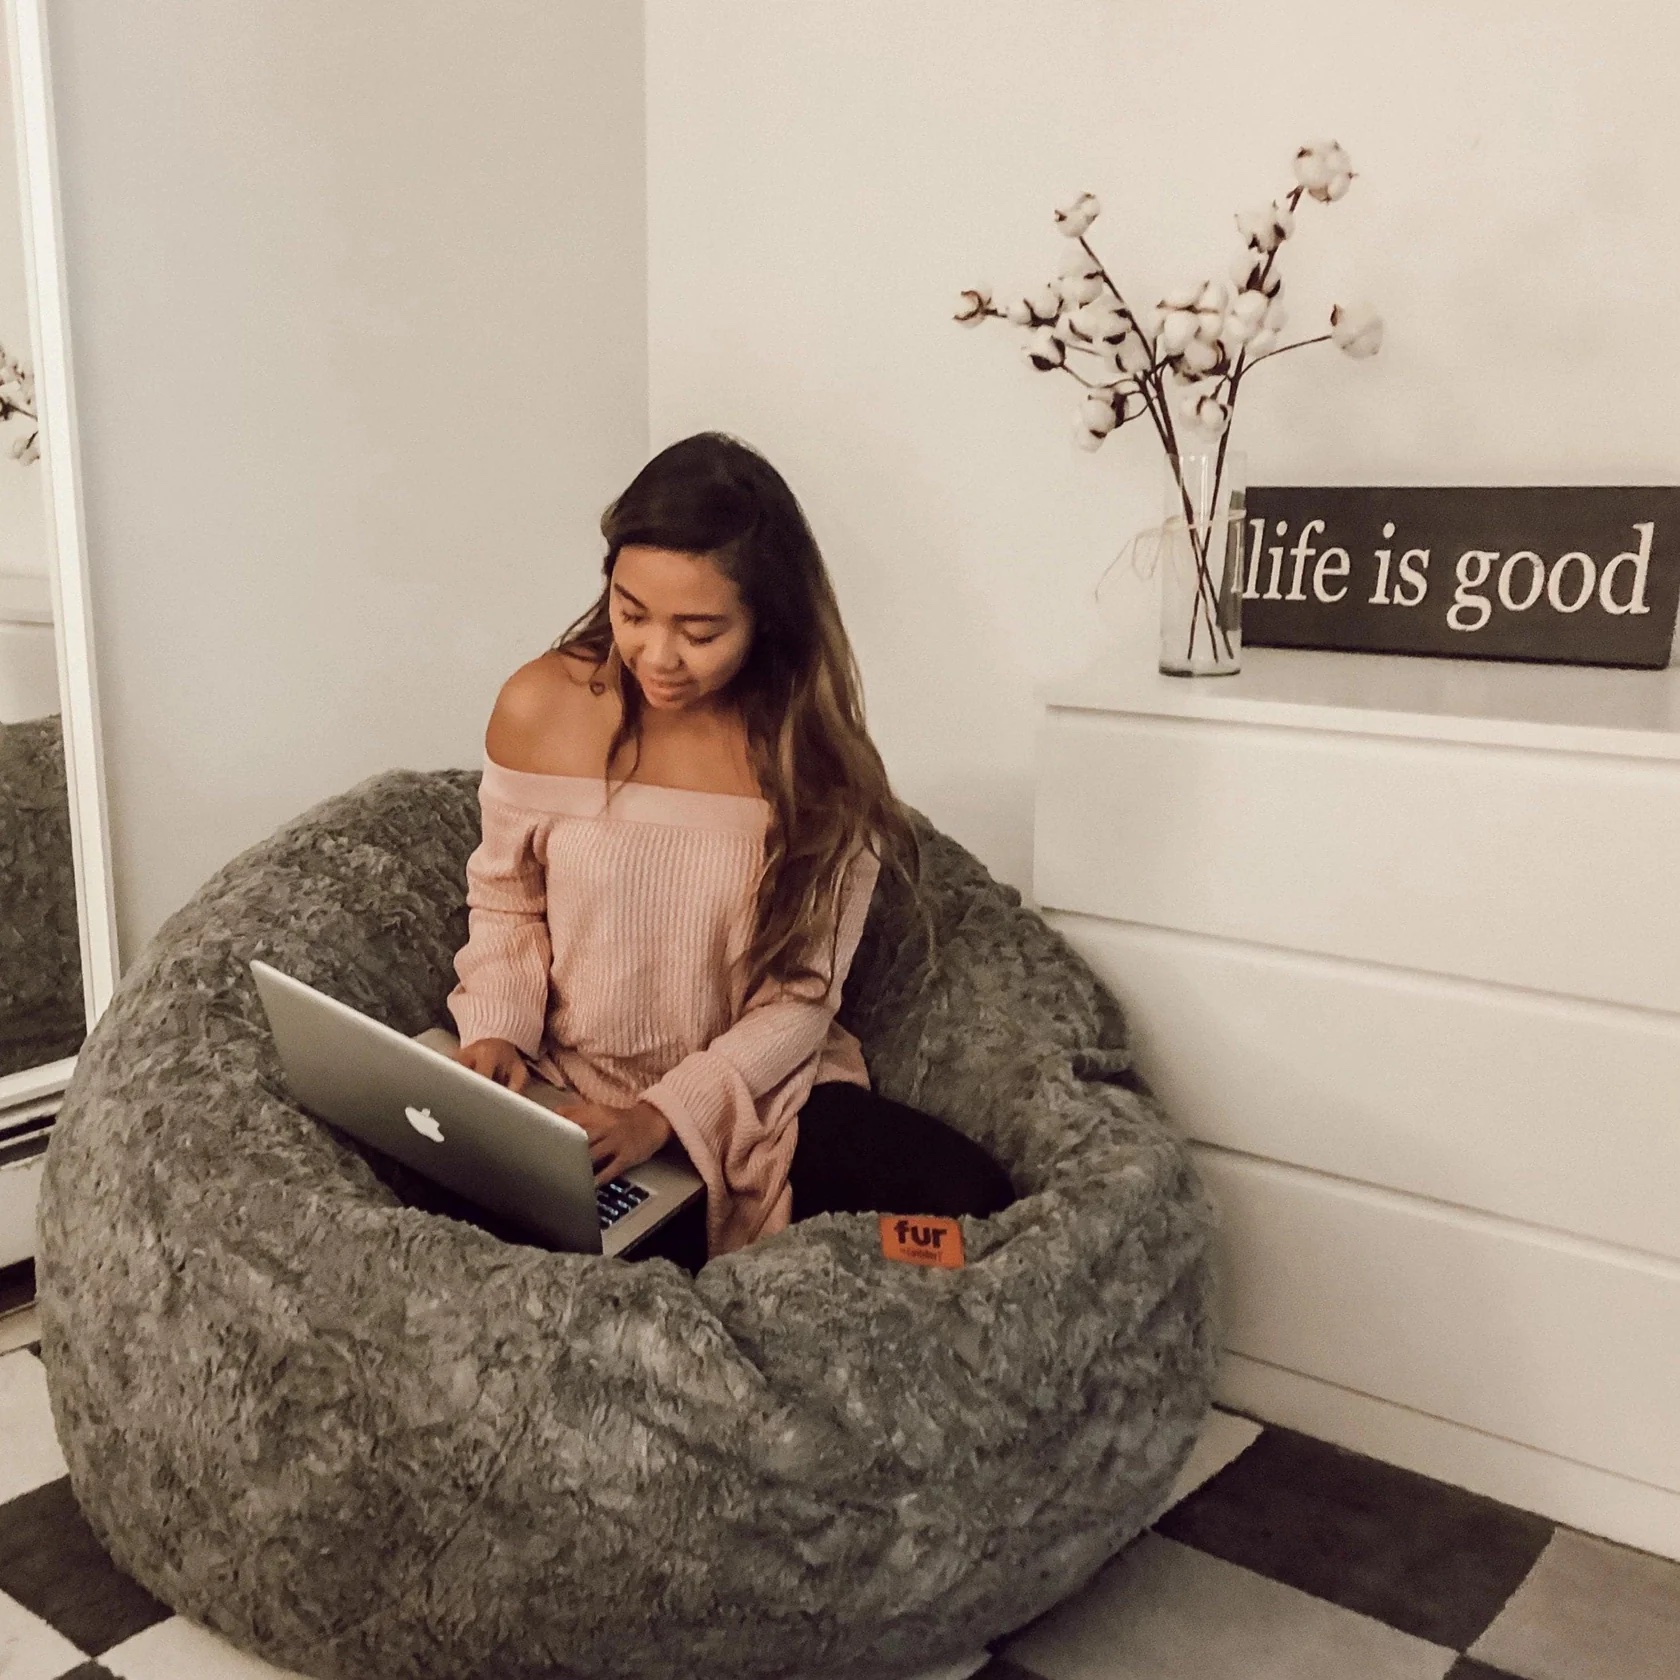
[1240,487,1680,668]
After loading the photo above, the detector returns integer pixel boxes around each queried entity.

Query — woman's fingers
[563,1102,620,1179]
[552,1098,641,1183]
[590,1139,624,1184]
[572,1112,607,1146]
[576,1104,620,1143]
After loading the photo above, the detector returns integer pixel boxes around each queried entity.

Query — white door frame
[1,0,118,1116]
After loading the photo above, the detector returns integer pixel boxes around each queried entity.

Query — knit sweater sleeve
[637,841,881,1253]
[444,785,553,1059]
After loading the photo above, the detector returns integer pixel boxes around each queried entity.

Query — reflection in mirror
[0,710,83,1080]
[0,9,81,1082]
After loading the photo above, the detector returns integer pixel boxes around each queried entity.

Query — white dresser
[1033,644,1680,1561]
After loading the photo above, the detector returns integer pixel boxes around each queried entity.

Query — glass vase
[1158,443,1246,676]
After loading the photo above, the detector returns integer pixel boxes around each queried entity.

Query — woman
[446,431,1012,1269]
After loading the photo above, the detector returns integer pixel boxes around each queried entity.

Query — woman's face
[609,544,755,715]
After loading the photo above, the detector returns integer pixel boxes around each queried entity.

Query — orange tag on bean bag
[879,1214,965,1268]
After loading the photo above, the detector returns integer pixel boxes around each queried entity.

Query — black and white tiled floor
[2,1265,1677,1680]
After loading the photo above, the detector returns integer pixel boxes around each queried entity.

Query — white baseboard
[1218,1349,1680,1563]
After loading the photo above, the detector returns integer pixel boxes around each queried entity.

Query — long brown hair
[548,431,936,1012]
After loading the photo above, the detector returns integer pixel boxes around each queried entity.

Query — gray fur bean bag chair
[35,768,1220,1680]
[0,713,85,1078]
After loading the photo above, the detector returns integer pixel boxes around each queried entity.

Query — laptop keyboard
[597,1176,651,1230]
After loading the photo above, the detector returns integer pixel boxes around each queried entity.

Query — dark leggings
[788,1080,1014,1222]
[636,1080,1014,1272]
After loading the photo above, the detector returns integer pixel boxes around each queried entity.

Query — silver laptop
[250,959,703,1258]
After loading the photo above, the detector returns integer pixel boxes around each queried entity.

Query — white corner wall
[43,0,1680,952]
[50,0,648,960]
[645,0,1680,897]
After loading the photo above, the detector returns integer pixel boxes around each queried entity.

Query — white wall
[0,15,47,579]
[50,0,648,960]
[44,0,1680,950]
[645,0,1680,898]
[643,0,1680,1548]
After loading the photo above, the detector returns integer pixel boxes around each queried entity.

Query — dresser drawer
[1052,915,1680,1261]
[1035,708,1680,1013]
[1197,1147,1680,1496]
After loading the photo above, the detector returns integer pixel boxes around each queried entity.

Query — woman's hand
[452,1036,531,1094]
[557,1097,674,1185]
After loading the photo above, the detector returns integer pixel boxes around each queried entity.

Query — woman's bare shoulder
[484,647,612,773]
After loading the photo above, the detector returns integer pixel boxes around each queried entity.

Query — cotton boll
[1322,143,1353,199]
[1059,272,1104,308]
[1264,297,1288,333]
[1248,326,1279,357]
[1330,301,1383,357]
[1080,390,1120,434]
[1058,244,1100,278]
[1054,191,1101,237]
[1218,312,1258,352]
[1298,137,1341,162]
[1235,207,1279,252]
[1022,325,1067,369]
[1004,298,1033,326]
[1117,331,1154,375]
[1293,145,1335,194]
[1073,413,1108,450]
[1240,201,1294,251]
[1178,335,1220,375]
[1230,289,1268,327]
[1069,301,1127,343]
[1028,282,1062,320]
[1096,310,1131,347]
[1159,309,1199,354]
[1200,398,1231,436]
[1103,307,1134,344]
[1295,139,1354,202]
[1195,308,1224,343]
[954,286,991,325]
[1132,301,1161,339]
[1182,390,1231,437]
[1197,279,1230,314]
[1160,280,1203,311]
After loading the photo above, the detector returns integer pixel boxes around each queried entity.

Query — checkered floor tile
[2,1273,1677,1679]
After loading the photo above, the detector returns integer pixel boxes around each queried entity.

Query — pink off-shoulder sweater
[445,754,881,1258]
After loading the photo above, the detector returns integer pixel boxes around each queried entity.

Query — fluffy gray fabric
[0,713,84,1078]
[35,768,1220,1680]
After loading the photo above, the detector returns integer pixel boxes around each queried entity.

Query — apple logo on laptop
[405,1105,445,1143]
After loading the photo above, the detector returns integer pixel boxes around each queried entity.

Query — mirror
[0,0,117,1258]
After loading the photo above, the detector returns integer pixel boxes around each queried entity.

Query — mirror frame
[1,0,117,1116]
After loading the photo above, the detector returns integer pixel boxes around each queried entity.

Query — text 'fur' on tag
[880,1214,965,1268]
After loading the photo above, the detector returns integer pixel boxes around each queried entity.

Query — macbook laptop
[250,958,703,1258]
